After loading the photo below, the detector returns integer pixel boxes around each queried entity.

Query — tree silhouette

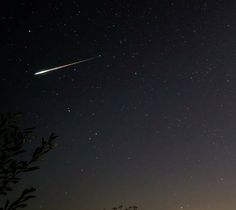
[105,205,138,210]
[118,205,123,210]
[0,112,57,210]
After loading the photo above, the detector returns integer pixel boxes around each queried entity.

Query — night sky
[1,1,236,210]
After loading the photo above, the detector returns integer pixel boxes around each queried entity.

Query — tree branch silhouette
[0,112,57,210]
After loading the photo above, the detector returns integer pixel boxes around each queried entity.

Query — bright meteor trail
[34,55,101,75]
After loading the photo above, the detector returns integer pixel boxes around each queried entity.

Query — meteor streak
[34,55,101,75]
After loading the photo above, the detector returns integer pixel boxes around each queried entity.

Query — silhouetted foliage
[105,205,139,210]
[0,113,57,210]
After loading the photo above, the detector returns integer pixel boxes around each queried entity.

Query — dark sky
[1,1,236,210]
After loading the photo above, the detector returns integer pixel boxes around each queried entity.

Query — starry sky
[1,1,236,210]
